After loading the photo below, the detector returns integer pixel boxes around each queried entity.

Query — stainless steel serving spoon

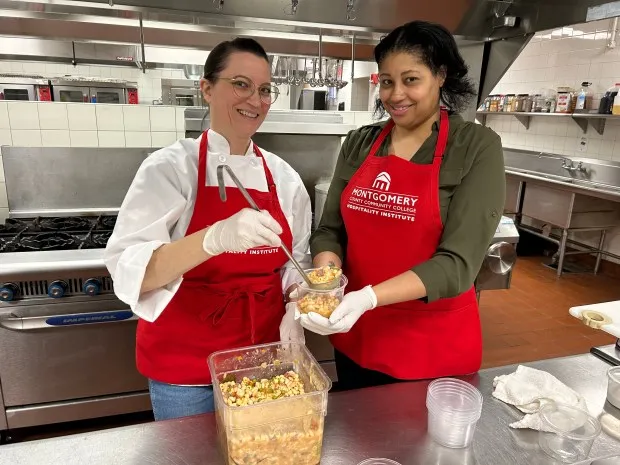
[216,164,317,289]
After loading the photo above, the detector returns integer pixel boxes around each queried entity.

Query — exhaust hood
[0,0,618,111]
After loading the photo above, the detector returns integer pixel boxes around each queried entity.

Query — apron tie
[196,283,272,344]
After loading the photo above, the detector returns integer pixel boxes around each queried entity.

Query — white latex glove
[202,208,282,256]
[280,303,305,343]
[298,286,378,335]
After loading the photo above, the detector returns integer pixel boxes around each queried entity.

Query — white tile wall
[38,104,69,130]
[96,105,125,131]
[150,106,177,132]
[11,130,41,147]
[123,106,151,132]
[70,130,98,147]
[125,131,151,147]
[151,131,177,148]
[41,130,71,147]
[8,102,39,130]
[0,130,11,146]
[67,104,97,131]
[0,102,9,129]
[98,131,126,147]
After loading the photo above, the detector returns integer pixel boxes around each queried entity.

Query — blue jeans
[148,379,215,421]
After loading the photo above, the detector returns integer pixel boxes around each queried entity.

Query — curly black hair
[373,20,477,117]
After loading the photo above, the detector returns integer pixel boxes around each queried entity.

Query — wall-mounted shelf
[476,111,620,136]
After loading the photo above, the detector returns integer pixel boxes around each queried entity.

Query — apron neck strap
[198,130,276,188]
[368,108,450,160]
[433,108,450,161]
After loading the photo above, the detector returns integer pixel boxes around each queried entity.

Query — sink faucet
[537,152,586,173]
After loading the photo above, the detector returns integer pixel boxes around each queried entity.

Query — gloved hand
[202,208,282,256]
[298,285,378,335]
[280,303,305,343]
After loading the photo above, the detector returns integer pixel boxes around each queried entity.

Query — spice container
[489,95,499,112]
[524,95,534,112]
[514,94,530,112]
[498,95,506,112]
[575,82,592,112]
[504,94,516,112]
[556,87,575,113]
[533,94,545,112]
[209,342,332,465]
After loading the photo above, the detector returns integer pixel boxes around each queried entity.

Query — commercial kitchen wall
[486,18,620,262]
[0,101,375,221]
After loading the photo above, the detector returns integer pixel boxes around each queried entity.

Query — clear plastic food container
[426,378,483,448]
[296,273,348,318]
[607,366,620,409]
[208,342,332,465]
[538,402,601,463]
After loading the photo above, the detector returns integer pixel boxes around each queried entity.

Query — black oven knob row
[0,283,19,302]
[83,279,102,297]
[48,280,68,299]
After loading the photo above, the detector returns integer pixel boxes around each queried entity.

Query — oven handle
[0,310,138,331]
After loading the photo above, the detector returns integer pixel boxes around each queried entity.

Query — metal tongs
[216,164,316,289]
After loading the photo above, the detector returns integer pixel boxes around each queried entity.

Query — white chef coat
[104,129,312,322]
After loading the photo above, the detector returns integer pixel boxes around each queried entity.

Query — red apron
[136,130,293,385]
[332,109,481,380]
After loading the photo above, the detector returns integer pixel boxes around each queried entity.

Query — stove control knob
[48,280,68,299]
[0,283,19,302]
[83,279,101,297]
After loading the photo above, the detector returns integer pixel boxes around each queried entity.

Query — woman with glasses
[104,38,311,420]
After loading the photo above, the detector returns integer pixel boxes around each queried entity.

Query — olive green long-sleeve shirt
[310,114,506,302]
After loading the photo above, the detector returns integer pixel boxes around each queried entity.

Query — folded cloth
[492,365,587,432]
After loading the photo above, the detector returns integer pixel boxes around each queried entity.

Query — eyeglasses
[219,76,280,104]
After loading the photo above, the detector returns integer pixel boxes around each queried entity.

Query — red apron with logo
[136,130,292,385]
[331,109,482,380]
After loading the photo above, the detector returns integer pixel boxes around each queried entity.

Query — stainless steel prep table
[2,349,620,465]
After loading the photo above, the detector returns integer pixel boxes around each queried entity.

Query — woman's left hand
[299,286,377,335]
[280,303,305,343]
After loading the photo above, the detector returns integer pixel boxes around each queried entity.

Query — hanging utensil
[216,164,315,289]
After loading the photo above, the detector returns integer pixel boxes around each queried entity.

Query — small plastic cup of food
[305,266,343,290]
[296,273,348,318]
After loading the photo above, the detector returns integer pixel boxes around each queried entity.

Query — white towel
[492,365,587,432]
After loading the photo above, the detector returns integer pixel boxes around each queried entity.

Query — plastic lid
[357,460,402,465]
[539,402,601,441]
[608,366,620,383]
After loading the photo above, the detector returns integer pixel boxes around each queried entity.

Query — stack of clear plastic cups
[426,378,483,448]
[357,460,402,465]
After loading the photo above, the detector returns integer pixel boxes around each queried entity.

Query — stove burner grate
[37,217,93,232]
[18,232,77,251]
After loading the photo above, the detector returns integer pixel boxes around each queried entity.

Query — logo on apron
[372,172,391,191]
[346,170,419,222]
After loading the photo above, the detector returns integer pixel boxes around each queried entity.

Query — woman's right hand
[202,208,283,256]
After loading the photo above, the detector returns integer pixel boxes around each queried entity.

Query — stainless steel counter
[2,350,620,465]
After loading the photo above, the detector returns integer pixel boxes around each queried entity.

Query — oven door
[90,87,126,104]
[53,86,89,103]
[169,87,201,106]
[0,299,147,408]
[0,84,35,101]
